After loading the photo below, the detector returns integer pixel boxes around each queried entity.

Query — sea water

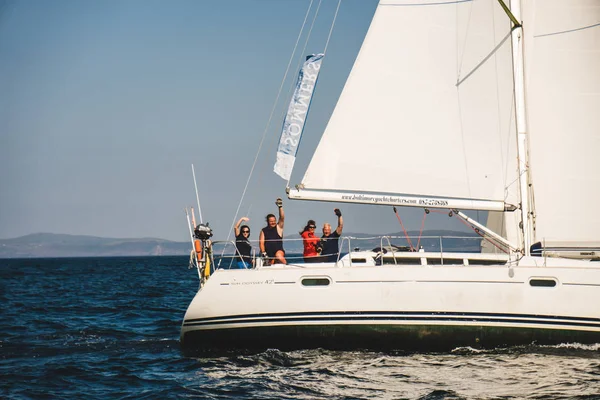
[1,256,599,399]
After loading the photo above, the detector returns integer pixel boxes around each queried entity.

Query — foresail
[523,0,600,246]
[296,0,518,212]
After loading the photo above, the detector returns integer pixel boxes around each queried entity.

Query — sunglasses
[242,230,250,234]
[309,226,316,229]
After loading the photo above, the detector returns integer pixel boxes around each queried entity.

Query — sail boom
[288,188,511,212]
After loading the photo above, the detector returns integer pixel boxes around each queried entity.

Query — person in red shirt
[299,220,321,263]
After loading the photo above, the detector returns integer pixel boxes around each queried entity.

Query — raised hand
[334,208,342,217]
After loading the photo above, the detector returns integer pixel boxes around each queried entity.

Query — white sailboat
[181,0,600,355]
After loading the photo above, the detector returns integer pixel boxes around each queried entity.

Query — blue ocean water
[1,256,600,399]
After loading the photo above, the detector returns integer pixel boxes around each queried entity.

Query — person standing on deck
[259,198,286,265]
[300,220,321,263]
[320,208,343,262]
[233,217,253,269]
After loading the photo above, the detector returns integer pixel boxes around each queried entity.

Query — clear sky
[0,0,479,242]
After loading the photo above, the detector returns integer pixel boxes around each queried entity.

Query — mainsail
[522,0,600,246]
[291,0,519,212]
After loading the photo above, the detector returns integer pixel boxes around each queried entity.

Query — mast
[505,0,533,255]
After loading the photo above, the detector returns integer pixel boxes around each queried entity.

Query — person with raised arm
[233,217,253,269]
[320,208,343,262]
[259,198,286,265]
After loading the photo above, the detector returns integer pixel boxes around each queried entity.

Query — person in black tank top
[233,217,253,268]
[259,198,286,265]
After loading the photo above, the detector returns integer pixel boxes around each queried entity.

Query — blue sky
[0,0,479,241]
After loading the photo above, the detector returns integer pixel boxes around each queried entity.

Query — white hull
[181,254,600,354]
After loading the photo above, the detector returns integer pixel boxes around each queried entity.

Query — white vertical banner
[274,53,324,181]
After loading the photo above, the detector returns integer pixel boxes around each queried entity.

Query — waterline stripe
[184,311,600,329]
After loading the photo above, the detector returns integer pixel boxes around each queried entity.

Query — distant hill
[0,233,190,259]
[0,230,482,259]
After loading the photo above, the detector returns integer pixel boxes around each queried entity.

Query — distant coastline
[0,233,191,259]
[0,231,480,259]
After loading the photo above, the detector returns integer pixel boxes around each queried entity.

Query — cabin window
[351,258,367,263]
[443,259,464,265]
[301,278,331,286]
[529,278,557,287]
[467,260,509,266]
[425,258,464,266]
[381,258,422,265]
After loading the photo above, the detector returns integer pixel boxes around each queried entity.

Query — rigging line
[224,0,316,248]
[323,0,341,55]
[456,30,512,86]
[455,91,473,200]
[415,210,429,250]
[502,89,518,202]
[287,0,323,98]
[393,207,415,250]
[454,2,473,202]
[529,178,537,240]
[454,1,474,205]
[301,0,323,57]
[534,22,600,38]
[456,0,474,81]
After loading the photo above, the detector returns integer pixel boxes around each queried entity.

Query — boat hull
[182,321,600,355]
[180,257,600,355]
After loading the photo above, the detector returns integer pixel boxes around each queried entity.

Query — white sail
[522,0,600,246]
[295,0,518,212]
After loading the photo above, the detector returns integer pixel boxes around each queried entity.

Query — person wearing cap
[300,219,321,263]
[320,208,343,262]
[233,217,253,269]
